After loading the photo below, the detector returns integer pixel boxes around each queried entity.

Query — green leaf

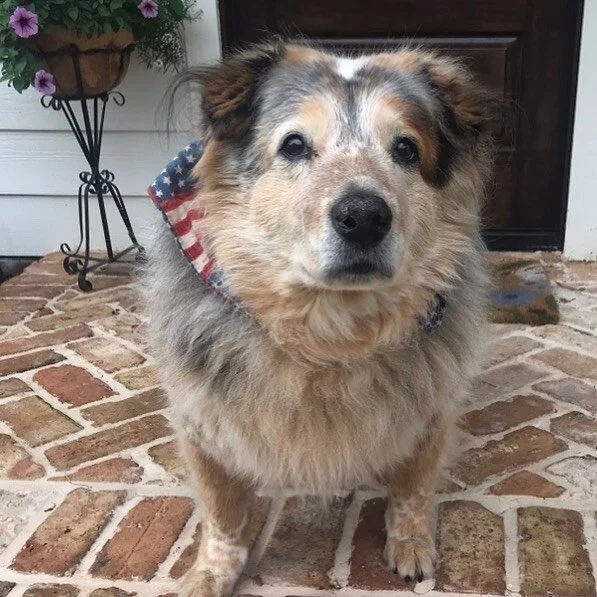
[67,5,79,20]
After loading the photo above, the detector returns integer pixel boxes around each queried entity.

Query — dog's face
[192,44,493,320]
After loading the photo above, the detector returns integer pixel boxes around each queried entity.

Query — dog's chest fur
[144,221,486,492]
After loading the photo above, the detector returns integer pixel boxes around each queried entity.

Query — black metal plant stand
[40,44,144,292]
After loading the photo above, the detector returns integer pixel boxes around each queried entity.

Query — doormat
[490,260,560,325]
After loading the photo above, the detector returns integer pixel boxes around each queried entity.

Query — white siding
[0,0,220,256]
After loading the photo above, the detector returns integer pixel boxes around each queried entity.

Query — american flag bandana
[148,142,446,332]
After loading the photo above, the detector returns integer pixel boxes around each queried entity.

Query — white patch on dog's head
[336,56,366,80]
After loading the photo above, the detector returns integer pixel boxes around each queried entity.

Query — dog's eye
[280,134,311,160]
[392,137,419,165]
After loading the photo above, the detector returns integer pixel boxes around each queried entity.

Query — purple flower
[138,0,158,18]
[33,70,56,95]
[9,6,38,38]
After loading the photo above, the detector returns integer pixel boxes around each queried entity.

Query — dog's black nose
[331,191,392,249]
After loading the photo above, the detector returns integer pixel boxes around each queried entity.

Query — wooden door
[219,0,583,250]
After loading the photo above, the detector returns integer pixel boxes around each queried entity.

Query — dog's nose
[331,191,392,249]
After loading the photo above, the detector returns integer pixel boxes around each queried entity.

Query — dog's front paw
[179,565,240,597]
[384,533,436,583]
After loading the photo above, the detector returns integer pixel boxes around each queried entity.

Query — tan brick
[0,377,31,399]
[69,337,145,373]
[87,276,131,291]
[81,388,167,426]
[488,335,543,366]
[531,324,597,354]
[0,325,92,358]
[22,585,79,597]
[451,426,567,485]
[12,489,125,575]
[0,396,81,446]
[55,287,135,313]
[91,496,193,580]
[45,414,172,470]
[52,457,143,484]
[27,305,115,332]
[25,260,74,276]
[96,313,143,344]
[148,440,185,480]
[436,501,505,594]
[489,471,565,497]
[4,273,70,286]
[348,498,412,589]
[519,507,595,596]
[551,411,597,449]
[437,477,463,493]
[257,495,348,588]
[534,378,597,414]
[462,394,555,436]
[476,363,546,401]
[170,497,271,579]
[534,347,597,381]
[0,311,28,326]
[89,589,136,597]
[34,364,115,407]
[0,298,47,312]
[0,435,44,479]
[114,366,159,390]
[0,582,14,597]
[0,350,65,376]
[0,285,65,299]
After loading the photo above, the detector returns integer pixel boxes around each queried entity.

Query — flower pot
[31,27,134,98]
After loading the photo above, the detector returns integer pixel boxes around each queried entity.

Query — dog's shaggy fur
[144,43,494,596]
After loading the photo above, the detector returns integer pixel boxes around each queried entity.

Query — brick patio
[0,253,596,597]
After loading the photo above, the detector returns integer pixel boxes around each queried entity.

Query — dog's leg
[179,438,255,597]
[383,420,448,582]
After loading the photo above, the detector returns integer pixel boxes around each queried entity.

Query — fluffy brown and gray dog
[144,42,494,596]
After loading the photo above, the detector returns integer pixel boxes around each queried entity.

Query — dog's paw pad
[384,533,436,582]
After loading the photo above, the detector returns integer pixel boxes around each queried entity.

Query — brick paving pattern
[0,252,596,596]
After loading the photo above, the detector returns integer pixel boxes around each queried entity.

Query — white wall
[564,0,597,261]
[0,0,221,256]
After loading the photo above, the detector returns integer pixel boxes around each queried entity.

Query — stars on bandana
[151,142,203,202]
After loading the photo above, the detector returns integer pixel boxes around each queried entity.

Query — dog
[143,42,494,597]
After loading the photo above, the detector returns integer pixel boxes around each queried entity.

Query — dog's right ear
[183,43,284,138]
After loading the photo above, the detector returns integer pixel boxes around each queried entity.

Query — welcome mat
[490,260,560,325]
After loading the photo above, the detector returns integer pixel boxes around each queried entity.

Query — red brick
[0,311,28,326]
[0,325,92,357]
[91,496,193,580]
[0,298,47,312]
[436,501,505,594]
[488,335,543,366]
[170,497,271,579]
[89,589,136,597]
[45,414,172,470]
[0,350,65,376]
[26,305,115,332]
[86,276,131,291]
[52,457,143,484]
[551,411,597,449]
[452,426,567,485]
[4,273,70,286]
[534,378,597,415]
[348,498,412,590]
[489,471,565,497]
[0,396,81,446]
[0,377,31,399]
[25,260,74,276]
[81,388,167,426]
[519,507,595,596]
[114,365,158,390]
[69,337,145,373]
[257,495,348,588]
[462,394,555,435]
[476,363,546,401]
[22,585,79,597]
[0,285,65,299]
[534,348,597,381]
[12,489,125,575]
[148,440,185,480]
[0,435,44,479]
[34,364,115,407]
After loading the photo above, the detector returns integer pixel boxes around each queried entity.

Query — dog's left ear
[194,43,284,138]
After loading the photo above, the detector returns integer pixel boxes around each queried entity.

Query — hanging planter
[30,27,135,98]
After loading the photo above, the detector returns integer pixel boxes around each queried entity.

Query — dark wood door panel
[219,0,584,250]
